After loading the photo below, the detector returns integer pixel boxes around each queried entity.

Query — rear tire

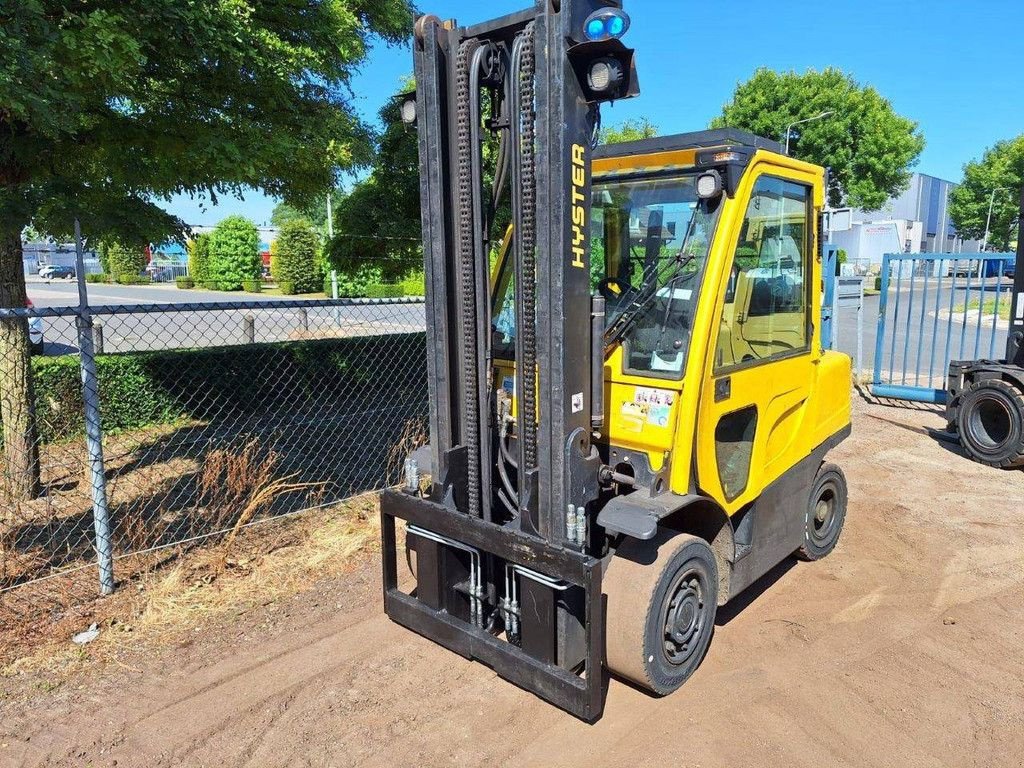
[796,463,848,561]
[605,531,718,695]
[956,379,1024,469]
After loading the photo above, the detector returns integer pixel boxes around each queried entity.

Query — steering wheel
[597,276,635,303]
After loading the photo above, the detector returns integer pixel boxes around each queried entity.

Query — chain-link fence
[0,295,427,621]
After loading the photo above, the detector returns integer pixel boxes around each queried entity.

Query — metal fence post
[74,220,114,595]
[93,321,104,355]
[243,313,255,344]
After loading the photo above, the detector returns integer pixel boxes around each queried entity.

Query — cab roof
[592,128,783,160]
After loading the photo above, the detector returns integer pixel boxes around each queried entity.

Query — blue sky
[164,0,1024,226]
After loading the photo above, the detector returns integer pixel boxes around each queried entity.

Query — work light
[696,170,724,200]
[587,58,624,94]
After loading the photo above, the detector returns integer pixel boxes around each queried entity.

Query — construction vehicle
[946,186,1024,468]
[381,1,851,720]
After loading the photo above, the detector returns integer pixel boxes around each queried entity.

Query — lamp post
[981,187,1010,252]
[783,111,835,155]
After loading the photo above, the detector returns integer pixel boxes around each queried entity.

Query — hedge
[241,279,262,293]
[24,335,428,445]
[365,283,404,299]
[278,280,296,295]
[397,272,425,297]
[86,273,110,284]
[272,219,322,294]
[176,277,195,289]
[208,216,261,291]
[115,274,152,285]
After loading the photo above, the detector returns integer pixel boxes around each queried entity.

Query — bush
[241,279,262,293]
[272,219,322,294]
[208,216,261,291]
[199,280,220,291]
[26,334,428,444]
[325,263,383,298]
[278,280,296,295]
[365,283,403,299]
[397,271,425,297]
[102,241,147,281]
[86,273,109,284]
[115,274,151,285]
[187,233,212,284]
[176,277,195,289]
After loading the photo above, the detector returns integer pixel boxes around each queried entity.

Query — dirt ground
[3,392,1024,768]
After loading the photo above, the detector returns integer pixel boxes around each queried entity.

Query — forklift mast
[381,1,639,720]
[411,2,638,544]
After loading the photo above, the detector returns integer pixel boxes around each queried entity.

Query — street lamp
[981,187,1010,252]
[783,111,835,155]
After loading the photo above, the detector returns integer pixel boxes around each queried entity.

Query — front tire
[605,531,718,695]
[956,379,1024,469]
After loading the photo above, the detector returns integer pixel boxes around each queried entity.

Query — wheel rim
[810,483,838,546]
[661,565,707,666]
[969,395,1013,451]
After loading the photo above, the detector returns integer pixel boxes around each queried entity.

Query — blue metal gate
[872,252,1015,403]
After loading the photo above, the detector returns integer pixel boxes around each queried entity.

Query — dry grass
[1,493,381,684]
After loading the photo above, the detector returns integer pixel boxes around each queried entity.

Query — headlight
[587,58,624,94]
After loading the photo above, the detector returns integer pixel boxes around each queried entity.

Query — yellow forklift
[381,1,851,720]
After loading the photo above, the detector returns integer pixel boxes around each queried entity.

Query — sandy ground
[3,393,1024,768]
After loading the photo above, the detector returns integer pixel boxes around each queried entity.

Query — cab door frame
[692,155,826,516]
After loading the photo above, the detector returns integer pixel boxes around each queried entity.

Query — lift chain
[455,37,483,518]
[518,23,539,474]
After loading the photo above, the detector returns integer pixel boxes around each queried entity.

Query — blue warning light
[582,9,631,42]
[585,18,606,40]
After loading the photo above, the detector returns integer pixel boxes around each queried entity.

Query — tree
[103,241,147,281]
[600,117,658,145]
[948,136,1024,252]
[271,193,336,238]
[0,0,412,497]
[272,219,323,294]
[328,92,422,283]
[187,233,212,284]
[208,216,260,291]
[711,68,925,209]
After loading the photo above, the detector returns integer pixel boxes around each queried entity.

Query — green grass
[956,297,1012,321]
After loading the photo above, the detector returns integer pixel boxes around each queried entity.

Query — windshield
[593,173,722,376]
[490,172,722,377]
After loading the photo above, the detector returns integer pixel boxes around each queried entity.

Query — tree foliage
[208,216,260,290]
[327,94,422,282]
[102,241,147,280]
[600,118,658,145]
[948,136,1024,251]
[187,233,212,283]
[0,0,413,242]
[711,68,925,209]
[272,219,323,294]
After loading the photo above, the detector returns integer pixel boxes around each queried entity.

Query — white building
[830,172,983,273]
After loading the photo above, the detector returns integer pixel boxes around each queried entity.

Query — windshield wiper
[603,208,701,348]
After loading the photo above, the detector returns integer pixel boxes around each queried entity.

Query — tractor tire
[605,531,718,695]
[956,379,1024,469]
[796,463,848,561]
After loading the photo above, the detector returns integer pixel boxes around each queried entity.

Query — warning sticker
[571,392,584,414]
[627,387,675,428]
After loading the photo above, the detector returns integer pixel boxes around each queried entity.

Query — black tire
[796,463,848,561]
[605,531,718,695]
[956,379,1024,469]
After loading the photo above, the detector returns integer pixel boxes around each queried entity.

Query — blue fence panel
[872,252,1015,403]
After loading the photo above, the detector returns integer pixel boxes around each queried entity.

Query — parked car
[38,264,76,280]
[26,299,43,355]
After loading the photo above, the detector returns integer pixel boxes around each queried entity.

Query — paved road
[26,280,426,355]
